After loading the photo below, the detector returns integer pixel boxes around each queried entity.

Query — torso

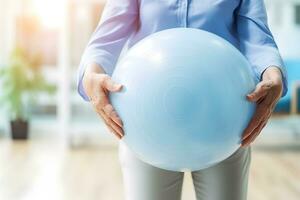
[126,0,241,50]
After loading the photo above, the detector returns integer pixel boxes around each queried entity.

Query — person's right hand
[82,63,124,139]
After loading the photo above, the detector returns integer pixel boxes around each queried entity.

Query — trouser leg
[119,141,184,200]
[192,147,251,200]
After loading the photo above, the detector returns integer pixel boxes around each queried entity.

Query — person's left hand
[241,66,284,147]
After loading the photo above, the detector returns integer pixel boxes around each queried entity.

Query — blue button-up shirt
[78,0,287,101]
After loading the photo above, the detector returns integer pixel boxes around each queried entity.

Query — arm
[236,0,287,97]
[236,0,287,146]
[77,0,139,138]
[77,0,139,101]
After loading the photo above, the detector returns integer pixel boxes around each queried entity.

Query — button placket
[181,0,188,27]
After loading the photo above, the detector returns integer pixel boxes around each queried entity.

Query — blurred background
[0,0,299,199]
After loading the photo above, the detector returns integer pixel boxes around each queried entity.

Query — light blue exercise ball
[110,28,256,171]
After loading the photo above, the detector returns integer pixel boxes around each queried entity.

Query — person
[77,0,287,199]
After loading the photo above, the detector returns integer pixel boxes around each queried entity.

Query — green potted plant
[0,47,55,139]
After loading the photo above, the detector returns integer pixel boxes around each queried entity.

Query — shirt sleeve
[77,0,139,101]
[236,0,288,97]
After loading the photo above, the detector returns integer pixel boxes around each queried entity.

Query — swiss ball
[110,28,256,171]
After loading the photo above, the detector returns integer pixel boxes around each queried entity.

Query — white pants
[119,142,251,200]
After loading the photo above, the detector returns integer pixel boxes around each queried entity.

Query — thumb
[247,80,272,102]
[102,76,123,92]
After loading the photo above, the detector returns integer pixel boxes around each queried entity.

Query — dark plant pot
[10,119,29,140]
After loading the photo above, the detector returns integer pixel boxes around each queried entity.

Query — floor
[0,137,299,200]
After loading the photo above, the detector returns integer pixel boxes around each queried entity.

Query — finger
[103,104,123,127]
[102,75,123,92]
[242,104,270,140]
[107,118,124,138]
[100,109,124,137]
[242,120,267,147]
[242,122,263,146]
[106,123,122,139]
[90,89,124,136]
[247,80,273,102]
[103,118,122,139]
[93,97,123,129]
[95,108,123,139]
[242,121,265,147]
[99,111,123,139]
[249,122,267,144]
[100,114,120,139]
